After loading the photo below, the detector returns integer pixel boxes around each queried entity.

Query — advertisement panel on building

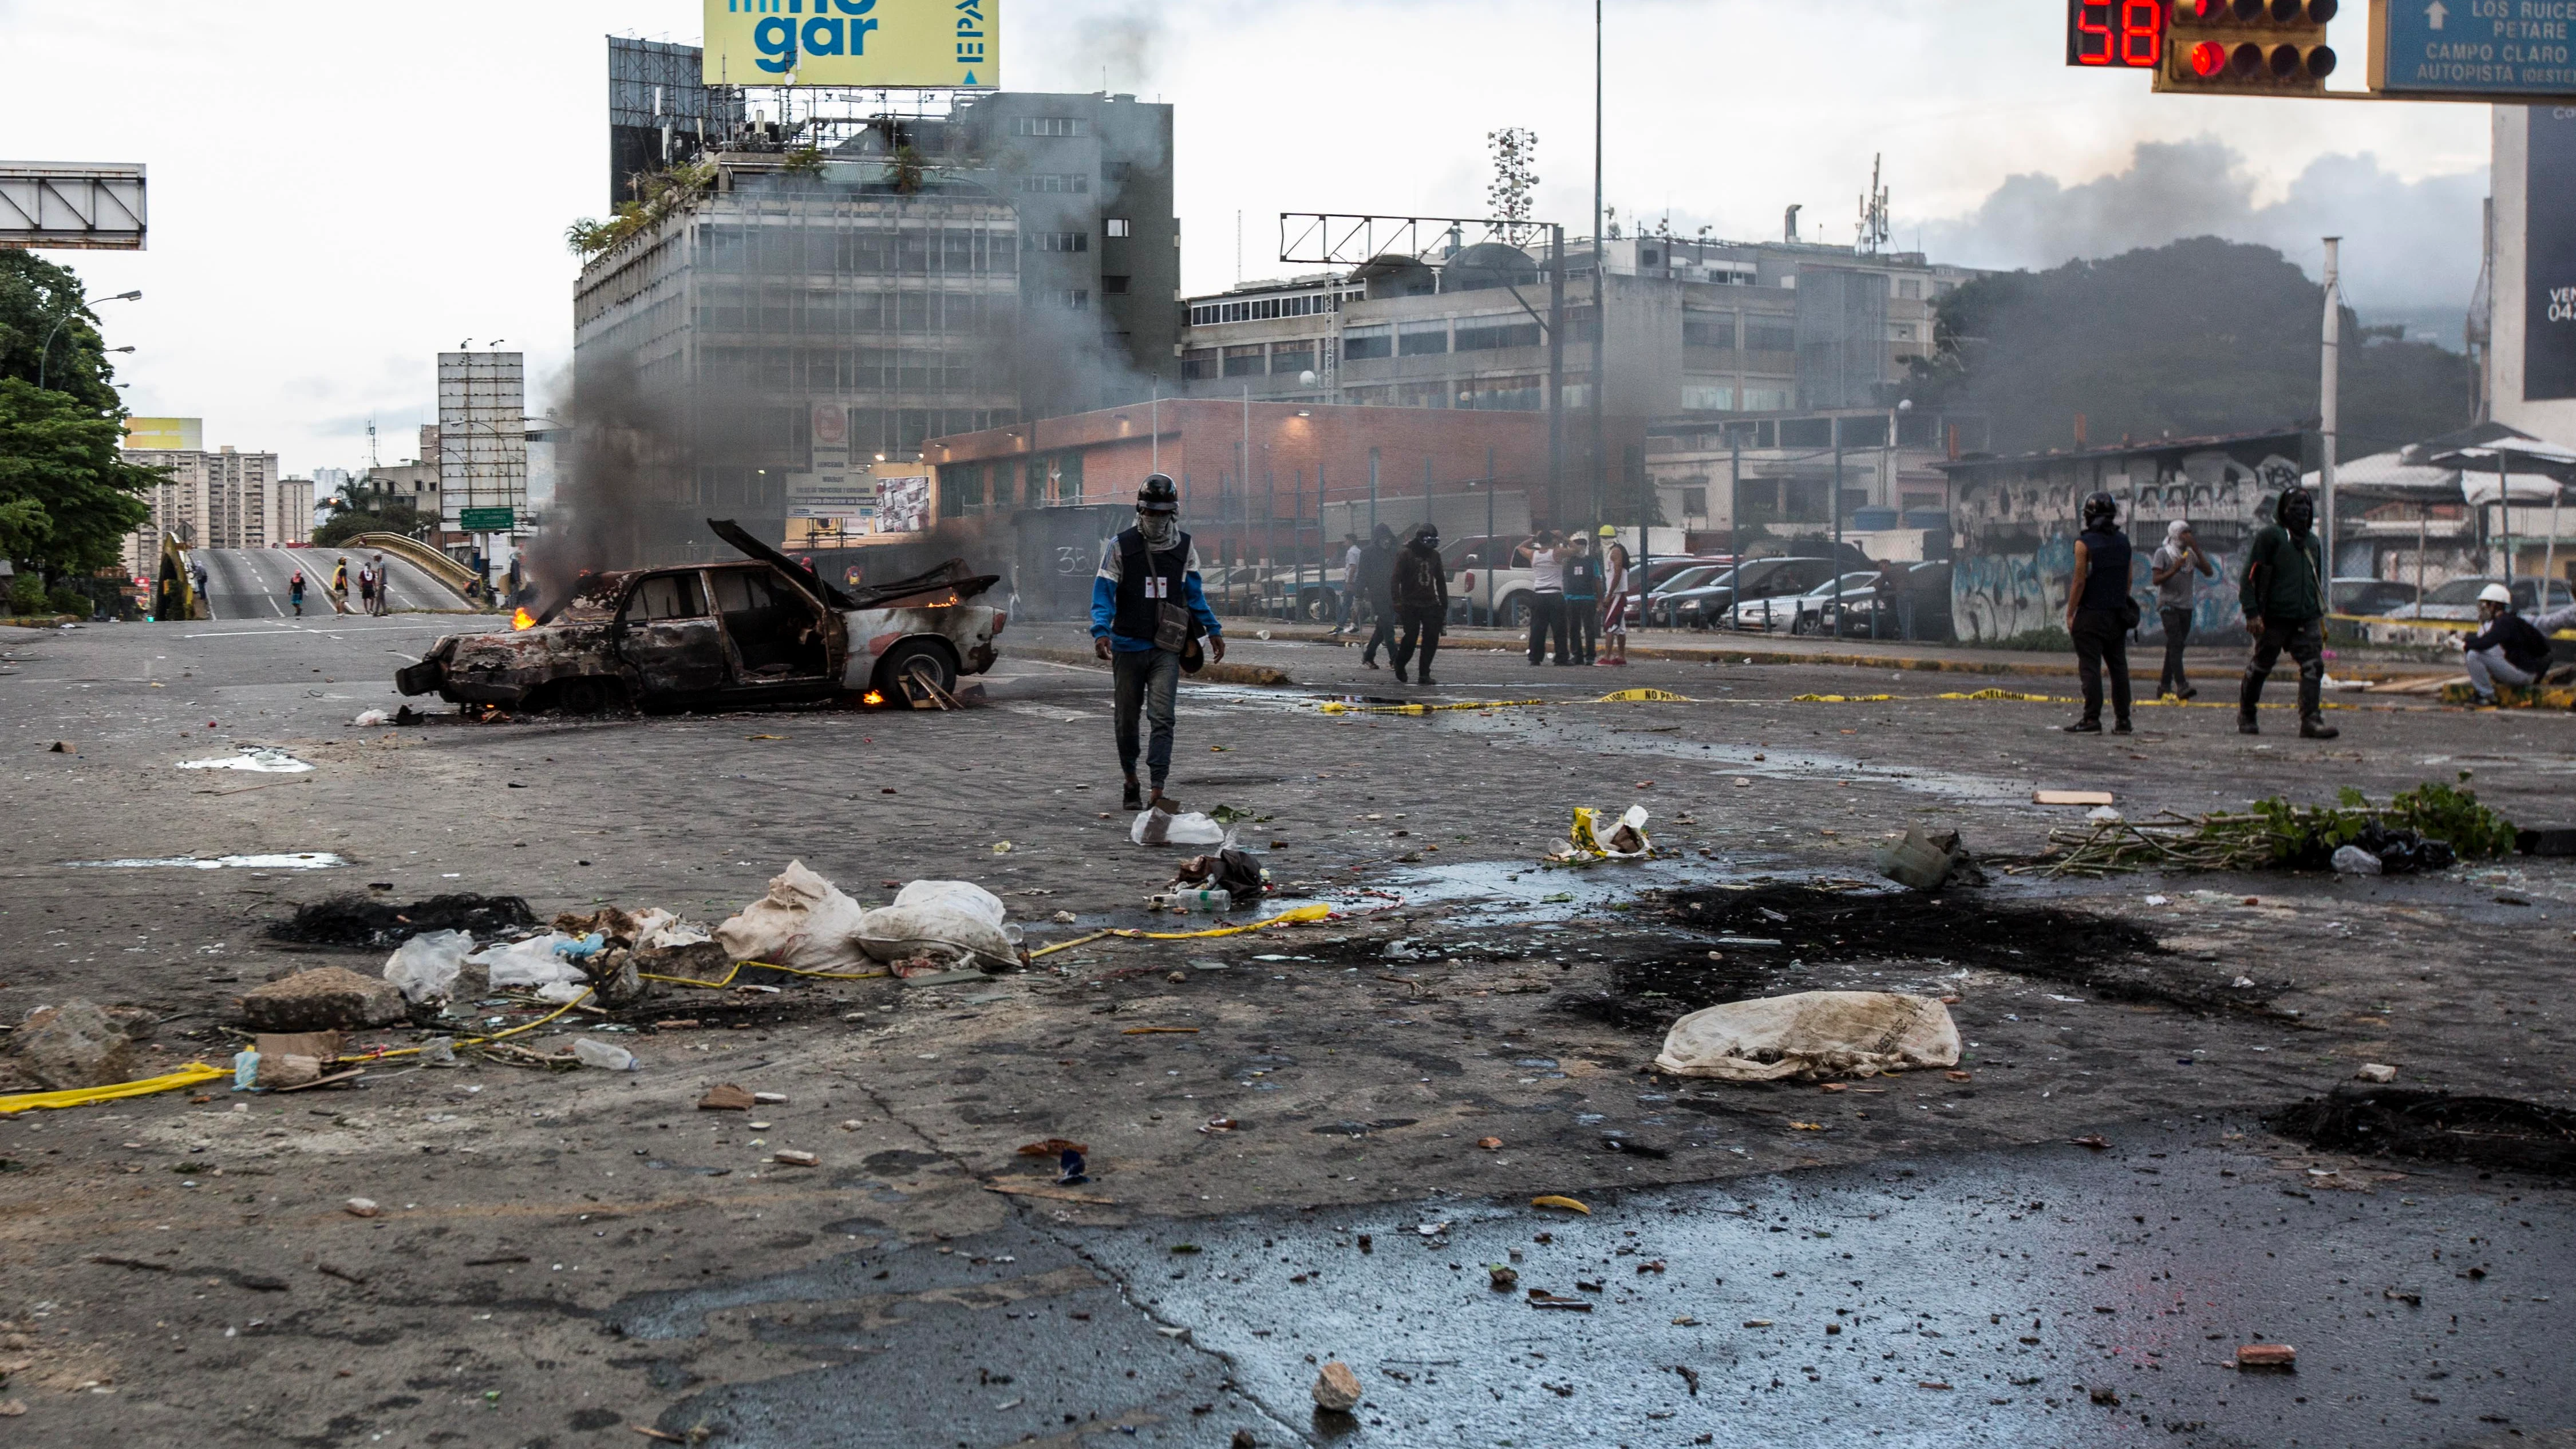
[123,417,202,451]
[701,0,998,87]
[2527,106,2576,401]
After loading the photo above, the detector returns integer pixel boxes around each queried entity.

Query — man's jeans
[1335,582,1357,631]
[2466,646,2537,699]
[2243,616,2326,721]
[1112,646,1181,787]
[2158,606,2195,696]
[1563,595,1598,664]
[1527,592,1564,663]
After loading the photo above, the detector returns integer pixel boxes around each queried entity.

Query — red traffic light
[2189,39,2228,74]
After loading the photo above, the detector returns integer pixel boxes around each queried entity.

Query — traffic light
[2155,0,2338,95]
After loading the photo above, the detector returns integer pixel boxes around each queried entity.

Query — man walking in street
[373,553,394,614]
[288,568,306,617]
[2458,582,2557,705]
[1390,524,1449,686]
[2150,520,2217,699]
[1332,532,1362,635]
[1092,473,1223,812]
[2238,487,2338,739]
[1522,530,1566,664]
[1358,524,1399,669]
[1561,532,1602,665]
[2062,491,2136,734]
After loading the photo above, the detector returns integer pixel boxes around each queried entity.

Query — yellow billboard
[124,417,202,451]
[703,0,997,88]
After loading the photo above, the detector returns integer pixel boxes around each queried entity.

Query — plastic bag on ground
[1133,808,1231,847]
[2331,844,2384,875]
[1654,990,1961,1082]
[471,933,587,989]
[571,1037,637,1071]
[713,860,872,972]
[1563,805,1652,861]
[857,879,1018,971]
[384,929,475,1003]
[353,708,393,727]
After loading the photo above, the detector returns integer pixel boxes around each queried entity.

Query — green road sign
[458,507,516,532]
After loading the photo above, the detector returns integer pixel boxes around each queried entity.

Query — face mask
[1138,512,1178,548]
[2281,498,2314,535]
[1419,535,1440,551]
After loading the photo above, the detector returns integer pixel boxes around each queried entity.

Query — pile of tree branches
[2021,782,2517,878]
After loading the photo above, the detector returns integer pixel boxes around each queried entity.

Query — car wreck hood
[705,518,998,610]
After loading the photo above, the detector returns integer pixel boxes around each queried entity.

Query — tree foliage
[0,379,153,576]
[0,251,123,414]
[1909,236,2474,459]
[314,501,433,547]
[567,160,718,258]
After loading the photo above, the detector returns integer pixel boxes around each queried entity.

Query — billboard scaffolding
[437,353,527,539]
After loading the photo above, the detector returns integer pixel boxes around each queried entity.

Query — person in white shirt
[1519,530,1566,664]
[1332,533,1362,635]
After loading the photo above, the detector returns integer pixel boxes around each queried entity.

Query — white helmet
[2479,582,2514,607]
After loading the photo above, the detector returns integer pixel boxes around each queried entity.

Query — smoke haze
[1919,139,2486,341]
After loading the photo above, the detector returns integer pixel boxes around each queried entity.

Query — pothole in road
[2274,1086,2576,1178]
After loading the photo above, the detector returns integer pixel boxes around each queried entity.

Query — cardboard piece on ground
[256,1031,345,1062]
[698,1083,756,1111]
[2033,789,2115,807]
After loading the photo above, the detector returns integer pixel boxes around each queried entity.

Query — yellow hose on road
[0,1061,230,1115]
[1028,902,1334,959]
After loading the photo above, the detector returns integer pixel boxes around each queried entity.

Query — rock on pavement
[11,999,144,1089]
[239,966,408,1032]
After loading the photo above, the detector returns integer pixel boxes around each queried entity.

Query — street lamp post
[36,290,142,392]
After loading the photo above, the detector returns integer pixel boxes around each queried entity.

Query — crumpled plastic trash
[1557,804,1652,862]
[1653,990,1962,1082]
[535,980,592,1004]
[352,709,393,727]
[2331,844,2384,875]
[471,933,588,988]
[714,861,872,972]
[1132,807,1231,847]
[857,880,1019,971]
[178,747,313,773]
[417,1036,458,1067]
[571,1037,637,1071]
[383,929,475,1004]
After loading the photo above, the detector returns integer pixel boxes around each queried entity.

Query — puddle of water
[66,852,346,870]
[177,747,313,773]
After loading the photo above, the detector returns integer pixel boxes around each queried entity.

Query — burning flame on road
[862,690,886,706]
[511,607,538,630]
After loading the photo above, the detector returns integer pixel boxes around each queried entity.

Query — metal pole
[1485,444,1496,623]
[1548,224,1566,523]
[1590,0,1608,526]
[1729,436,1742,628]
[1369,449,1380,531]
[1151,381,1159,476]
[2544,481,2562,608]
[1831,429,1844,636]
[2321,236,2341,586]
[2502,453,2514,584]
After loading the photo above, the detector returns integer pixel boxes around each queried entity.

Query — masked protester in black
[1358,523,1400,669]
[2061,491,2136,735]
[2237,487,2338,739]
[1390,524,1449,685]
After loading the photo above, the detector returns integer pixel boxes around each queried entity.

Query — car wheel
[1305,588,1338,622]
[550,676,625,715]
[874,638,958,701]
[1504,595,1532,629]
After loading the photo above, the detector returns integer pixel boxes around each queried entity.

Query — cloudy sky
[4,0,2491,477]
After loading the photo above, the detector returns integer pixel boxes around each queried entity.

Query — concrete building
[574,55,1178,561]
[1641,406,1984,541]
[118,443,292,575]
[1178,232,1982,523]
[2481,106,2576,443]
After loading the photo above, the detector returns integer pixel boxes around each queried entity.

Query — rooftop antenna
[1858,153,1891,256]
[1784,204,1802,243]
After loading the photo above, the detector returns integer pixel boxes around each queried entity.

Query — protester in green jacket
[2236,488,2337,739]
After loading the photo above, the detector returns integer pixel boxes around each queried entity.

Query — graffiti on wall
[1951,532,2250,643]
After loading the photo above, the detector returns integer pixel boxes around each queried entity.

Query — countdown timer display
[2066,0,2165,66]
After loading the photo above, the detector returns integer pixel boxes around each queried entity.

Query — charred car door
[709,564,835,687]
[616,570,730,697]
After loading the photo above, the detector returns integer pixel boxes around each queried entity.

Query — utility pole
[1548,224,1565,523]
[2320,236,2341,587]
[1591,0,1607,526]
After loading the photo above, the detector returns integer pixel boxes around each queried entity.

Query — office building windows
[1011,173,1089,194]
[1682,314,1736,350]
[1745,322,1797,353]
[1269,342,1315,376]
[1025,231,1089,253]
[1681,384,1735,412]
[1012,117,1086,137]
[1454,316,1542,352]
[1104,218,1132,238]
[1222,344,1267,377]
[1340,323,1393,361]
[1397,318,1449,356]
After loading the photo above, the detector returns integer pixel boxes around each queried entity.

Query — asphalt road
[0,610,2570,1448]
[195,546,471,622]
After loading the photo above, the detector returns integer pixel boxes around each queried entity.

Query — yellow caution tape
[1791,693,1897,703]
[0,1061,230,1115]
[1320,698,1545,716]
[1938,688,2058,702]
[1594,688,1696,702]
[1531,1194,1592,1214]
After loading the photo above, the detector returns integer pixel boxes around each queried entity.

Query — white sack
[623,907,710,950]
[1654,990,1961,1082]
[713,860,871,972]
[1132,809,1230,847]
[384,929,475,1004]
[856,880,1017,969]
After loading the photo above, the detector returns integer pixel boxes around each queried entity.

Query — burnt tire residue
[1559,884,2274,1032]
[2271,1087,2576,1177]
[267,892,538,948]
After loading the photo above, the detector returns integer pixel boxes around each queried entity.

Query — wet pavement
[635,1118,2575,1448]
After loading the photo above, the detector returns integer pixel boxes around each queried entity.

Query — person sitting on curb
[1090,473,1223,813]
[2458,582,2557,705]
[2237,487,2337,739]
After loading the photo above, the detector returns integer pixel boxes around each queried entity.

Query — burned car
[396,520,1003,713]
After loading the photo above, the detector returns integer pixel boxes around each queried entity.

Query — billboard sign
[2528,105,2576,401]
[123,416,202,451]
[2373,0,2576,97]
[702,0,997,87]
[876,472,931,532]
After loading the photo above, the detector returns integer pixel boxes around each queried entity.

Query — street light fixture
[36,290,142,392]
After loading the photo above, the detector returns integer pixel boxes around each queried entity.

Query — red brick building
[924,400,1556,543]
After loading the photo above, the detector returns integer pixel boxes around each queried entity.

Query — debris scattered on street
[1550,804,1652,864]
[716,860,874,971]
[571,1039,638,1071]
[2235,1344,2297,1371]
[2354,1063,2398,1083]
[1872,825,1985,891]
[698,1085,756,1111]
[344,1198,381,1218]
[771,1150,818,1167]
[351,709,393,727]
[382,929,477,1004]
[178,746,313,773]
[275,893,535,949]
[2274,1085,2576,1175]
[2033,789,2113,806]
[1654,990,1960,1081]
[1133,805,1230,847]
[2028,783,2512,877]
[9,999,144,1089]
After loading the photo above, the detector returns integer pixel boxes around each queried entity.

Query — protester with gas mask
[2237,487,2337,739]
[2061,491,2137,735]
[2458,582,2555,706]
[1390,523,1449,686]
[1091,473,1223,811]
